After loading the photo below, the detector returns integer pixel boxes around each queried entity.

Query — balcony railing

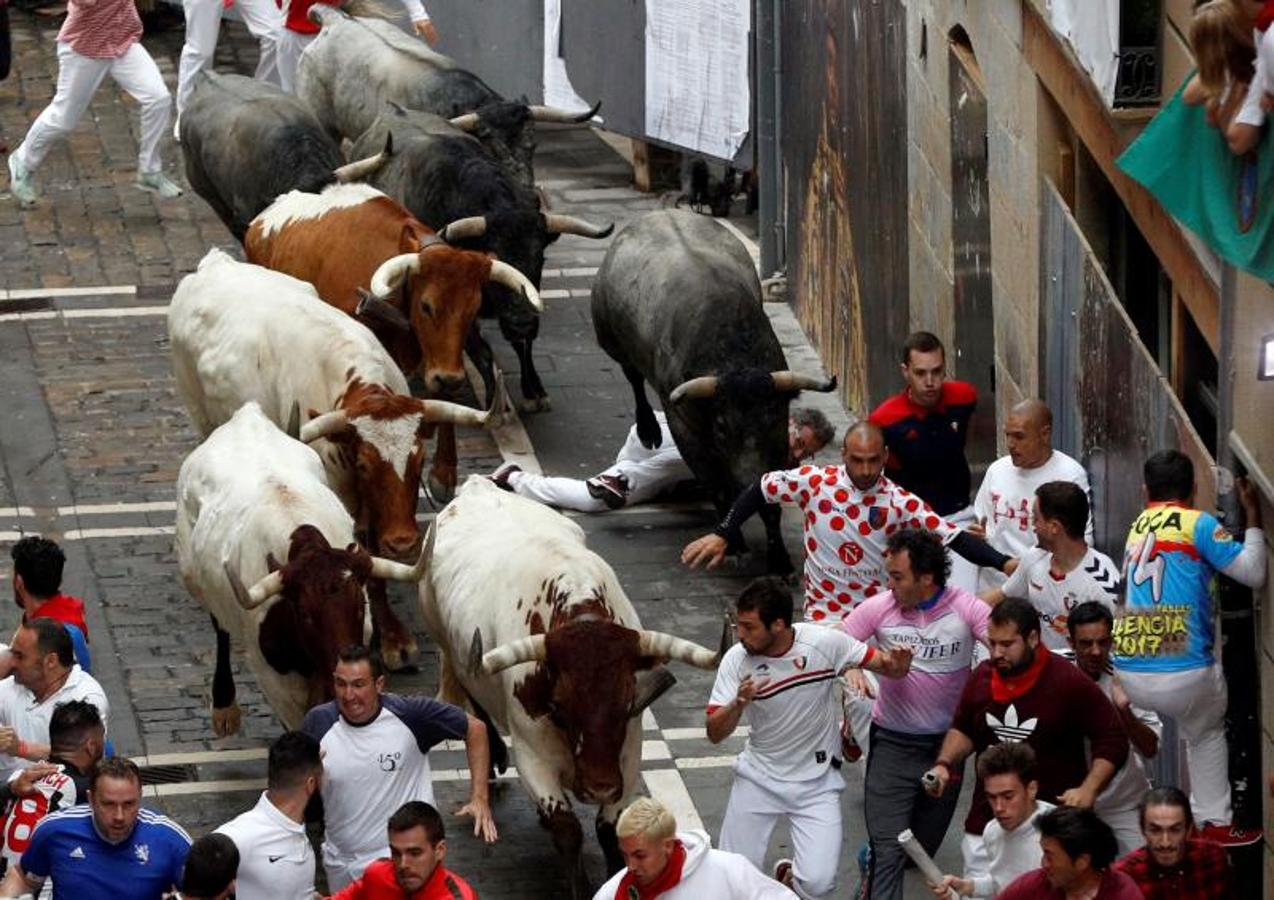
[1114,45,1161,108]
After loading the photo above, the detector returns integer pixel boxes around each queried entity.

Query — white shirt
[974,450,1091,587]
[972,800,1056,898]
[301,694,467,875]
[215,792,315,900]
[593,830,797,899]
[760,468,959,622]
[1001,546,1120,653]
[0,667,109,779]
[708,624,871,782]
[1092,671,1159,819]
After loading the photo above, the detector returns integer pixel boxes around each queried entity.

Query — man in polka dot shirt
[683,422,1016,622]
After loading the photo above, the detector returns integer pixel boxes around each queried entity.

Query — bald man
[972,400,1091,590]
[683,422,1014,623]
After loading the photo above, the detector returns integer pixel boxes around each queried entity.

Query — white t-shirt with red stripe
[759,467,960,622]
[707,624,874,783]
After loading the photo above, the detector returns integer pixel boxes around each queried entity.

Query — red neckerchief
[615,841,687,900]
[990,646,1050,703]
[1257,1,1274,32]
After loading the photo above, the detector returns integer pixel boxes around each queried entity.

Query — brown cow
[244,182,539,501]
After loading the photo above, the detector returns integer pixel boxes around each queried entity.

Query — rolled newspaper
[898,828,959,900]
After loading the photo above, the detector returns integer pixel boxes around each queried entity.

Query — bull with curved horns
[419,477,728,897]
[592,210,837,573]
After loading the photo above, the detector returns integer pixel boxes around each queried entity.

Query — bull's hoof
[381,636,419,672]
[211,703,242,737]
[427,474,456,506]
[519,395,551,414]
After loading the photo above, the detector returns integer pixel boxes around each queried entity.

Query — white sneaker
[8,153,38,207]
[136,171,183,199]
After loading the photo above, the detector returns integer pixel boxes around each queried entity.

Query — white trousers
[947,506,980,596]
[177,0,282,113]
[1100,804,1143,858]
[719,763,844,900]
[15,42,171,175]
[276,29,315,94]
[844,671,878,757]
[1118,664,1231,826]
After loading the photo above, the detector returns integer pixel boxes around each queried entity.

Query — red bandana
[991,645,1050,703]
[1258,1,1274,32]
[615,841,687,900]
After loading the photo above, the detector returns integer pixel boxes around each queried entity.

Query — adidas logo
[69,846,85,859]
[986,704,1038,744]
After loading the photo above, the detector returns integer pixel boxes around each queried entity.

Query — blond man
[595,797,796,899]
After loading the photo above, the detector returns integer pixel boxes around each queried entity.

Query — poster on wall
[644,0,750,160]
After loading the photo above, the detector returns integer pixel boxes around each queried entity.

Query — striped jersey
[708,624,873,782]
[21,806,190,899]
[1116,502,1244,673]
[0,763,87,873]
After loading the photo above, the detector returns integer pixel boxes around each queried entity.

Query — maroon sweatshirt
[951,648,1129,835]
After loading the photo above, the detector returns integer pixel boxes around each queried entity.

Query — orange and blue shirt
[1115,502,1243,673]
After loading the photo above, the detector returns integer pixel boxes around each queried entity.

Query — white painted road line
[3,285,137,300]
[133,748,267,768]
[0,305,168,324]
[641,769,705,831]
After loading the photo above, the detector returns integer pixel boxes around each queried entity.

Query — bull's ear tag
[467,628,486,677]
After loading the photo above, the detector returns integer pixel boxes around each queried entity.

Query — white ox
[169,248,500,668]
[418,476,725,898]
[175,403,427,733]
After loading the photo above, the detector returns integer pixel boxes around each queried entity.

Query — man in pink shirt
[841,528,990,900]
[7,0,181,207]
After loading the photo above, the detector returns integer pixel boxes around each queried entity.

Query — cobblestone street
[0,12,969,896]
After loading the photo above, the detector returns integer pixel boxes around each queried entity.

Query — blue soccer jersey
[20,806,190,899]
[1115,503,1244,673]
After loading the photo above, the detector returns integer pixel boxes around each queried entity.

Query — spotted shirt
[759,467,959,622]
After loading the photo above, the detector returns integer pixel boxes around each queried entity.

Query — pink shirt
[59,0,142,59]
[841,586,989,734]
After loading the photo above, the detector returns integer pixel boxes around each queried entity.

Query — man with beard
[327,801,476,899]
[1067,602,1160,855]
[706,577,912,900]
[1113,787,1233,899]
[921,598,1128,884]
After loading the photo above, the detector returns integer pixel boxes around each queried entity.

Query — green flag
[1117,79,1274,281]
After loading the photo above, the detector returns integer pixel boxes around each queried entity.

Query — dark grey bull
[299,7,597,189]
[592,211,835,573]
[350,103,612,411]
[179,72,390,241]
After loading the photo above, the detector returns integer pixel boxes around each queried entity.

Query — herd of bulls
[162,7,835,894]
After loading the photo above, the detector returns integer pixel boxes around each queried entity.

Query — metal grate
[138,764,197,786]
[1114,46,1160,108]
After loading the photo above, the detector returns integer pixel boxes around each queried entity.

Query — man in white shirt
[928,742,1056,898]
[981,481,1119,654]
[706,577,911,899]
[215,731,321,899]
[973,400,1090,589]
[1067,602,1161,856]
[595,796,797,899]
[0,618,108,780]
[300,644,496,890]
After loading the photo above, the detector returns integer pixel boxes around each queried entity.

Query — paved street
[0,13,969,897]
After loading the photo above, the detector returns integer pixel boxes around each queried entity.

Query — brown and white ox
[243,182,538,503]
[418,477,727,897]
[170,250,501,668]
[175,403,430,733]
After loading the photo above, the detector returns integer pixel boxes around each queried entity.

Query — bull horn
[421,374,506,428]
[481,634,548,674]
[769,371,838,394]
[299,410,350,443]
[369,523,434,583]
[223,559,284,612]
[527,99,602,124]
[285,401,301,440]
[543,214,614,239]
[438,215,488,243]
[332,133,394,183]
[448,112,480,132]
[636,630,720,670]
[669,376,719,403]
[370,253,421,299]
[355,288,412,334]
[629,667,677,719]
[487,260,543,312]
